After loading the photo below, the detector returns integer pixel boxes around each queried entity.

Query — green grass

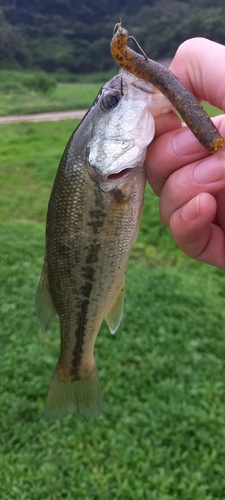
[1,112,225,499]
[0,70,104,115]
[0,83,102,116]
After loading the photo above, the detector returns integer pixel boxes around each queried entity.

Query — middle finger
[160,151,225,226]
[146,114,225,196]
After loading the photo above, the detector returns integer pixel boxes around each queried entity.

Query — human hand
[145,37,225,267]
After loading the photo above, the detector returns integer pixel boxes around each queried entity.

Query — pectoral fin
[36,259,56,332]
[105,282,124,334]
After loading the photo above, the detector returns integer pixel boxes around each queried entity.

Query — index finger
[145,38,225,195]
[146,115,225,196]
[170,37,225,109]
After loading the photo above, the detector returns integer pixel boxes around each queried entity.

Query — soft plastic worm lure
[111,23,225,152]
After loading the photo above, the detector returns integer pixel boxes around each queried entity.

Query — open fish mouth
[107,168,133,181]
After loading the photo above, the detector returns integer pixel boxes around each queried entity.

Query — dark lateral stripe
[71,188,106,377]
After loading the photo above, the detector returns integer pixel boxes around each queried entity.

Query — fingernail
[172,128,204,156]
[193,153,225,184]
[182,196,200,221]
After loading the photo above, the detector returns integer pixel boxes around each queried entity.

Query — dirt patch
[0,109,87,124]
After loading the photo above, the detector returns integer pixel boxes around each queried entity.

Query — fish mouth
[107,168,133,181]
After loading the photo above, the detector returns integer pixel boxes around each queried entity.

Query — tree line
[0,0,225,74]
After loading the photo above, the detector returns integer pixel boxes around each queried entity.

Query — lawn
[0,70,106,116]
[1,111,225,499]
[0,82,102,116]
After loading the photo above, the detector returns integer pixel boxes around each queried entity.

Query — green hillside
[0,0,225,73]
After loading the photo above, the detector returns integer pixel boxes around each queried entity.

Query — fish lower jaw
[99,165,143,192]
[107,167,133,181]
[88,163,133,189]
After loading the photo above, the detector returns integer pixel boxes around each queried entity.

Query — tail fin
[44,366,102,420]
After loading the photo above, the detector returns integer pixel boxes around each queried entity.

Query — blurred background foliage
[0,0,225,74]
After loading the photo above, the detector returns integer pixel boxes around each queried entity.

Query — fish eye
[101,92,120,110]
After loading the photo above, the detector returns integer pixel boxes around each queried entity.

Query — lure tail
[44,365,102,420]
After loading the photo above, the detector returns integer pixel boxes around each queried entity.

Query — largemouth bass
[36,69,172,419]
